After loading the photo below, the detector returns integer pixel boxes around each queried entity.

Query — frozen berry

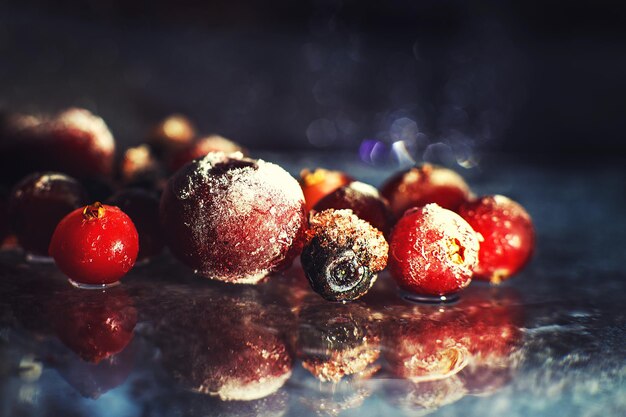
[301,209,388,302]
[314,181,393,236]
[9,172,88,257]
[49,202,139,288]
[300,168,353,211]
[389,204,479,296]
[147,114,195,156]
[458,195,535,283]
[160,152,307,284]
[168,134,246,173]
[118,144,163,188]
[297,300,381,382]
[381,164,471,219]
[49,287,137,363]
[107,189,163,262]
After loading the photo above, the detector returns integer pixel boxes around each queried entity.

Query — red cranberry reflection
[456,289,524,395]
[380,163,471,219]
[297,299,381,382]
[385,308,471,383]
[8,172,88,256]
[49,288,137,363]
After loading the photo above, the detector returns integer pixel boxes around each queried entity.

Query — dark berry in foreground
[160,152,307,284]
[381,164,471,219]
[167,134,245,173]
[458,195,534,284]
[301,209,388,302]
[49,202,139,287]
[300,168,353,211]
[107,189,164,262]
[314,181,393,236]
[9,172,88,256]
[389,204,479,296]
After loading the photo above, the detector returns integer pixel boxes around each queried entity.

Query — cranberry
[313,181,394,236]
[300,168,353,211]
[49,202,139,288]
[49,287,137,363]
[297,300,381,382]
[8,172,88,257]
[1,108,115,182]
[118,144,163,188]
[146,114,195,156]
[107,189,163,262]
[458,195,535,283]
[384,376,466,413]
[301,209,388,302]
[380,164,471,219]
[167,134,246,173]
[388,204,479,296]
[160,152,307,284]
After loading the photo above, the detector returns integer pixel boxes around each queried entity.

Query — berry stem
[82,202,105,220]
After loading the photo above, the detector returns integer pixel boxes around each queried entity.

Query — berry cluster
[1,108,534,299]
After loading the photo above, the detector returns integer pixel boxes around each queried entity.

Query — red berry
[9,172,88,256]
[107,189,163,262]
[300,168,353,211]
[380,164,471,219]
[389,203,479,296]
[118,144,163,188]
[167,134,245,173]
[313,181,394,236]
[146,114,195,156]
[49,202,139,287]
[160,152,307,284]
[0,109,115,182]
[458,195,535,283]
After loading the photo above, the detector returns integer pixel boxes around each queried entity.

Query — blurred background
[1,0,626,161]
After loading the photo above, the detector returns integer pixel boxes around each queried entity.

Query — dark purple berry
[301,209,388,302]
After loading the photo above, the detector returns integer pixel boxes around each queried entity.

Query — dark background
[1,0,625,160]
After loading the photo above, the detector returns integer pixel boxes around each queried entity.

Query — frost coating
[160,152,307,284]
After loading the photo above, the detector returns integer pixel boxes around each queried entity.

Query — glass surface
[0,154,624,417]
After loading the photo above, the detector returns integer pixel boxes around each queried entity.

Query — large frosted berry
[160,152,307,284]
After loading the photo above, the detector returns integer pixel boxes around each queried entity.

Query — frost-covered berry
[160,152,307,284]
